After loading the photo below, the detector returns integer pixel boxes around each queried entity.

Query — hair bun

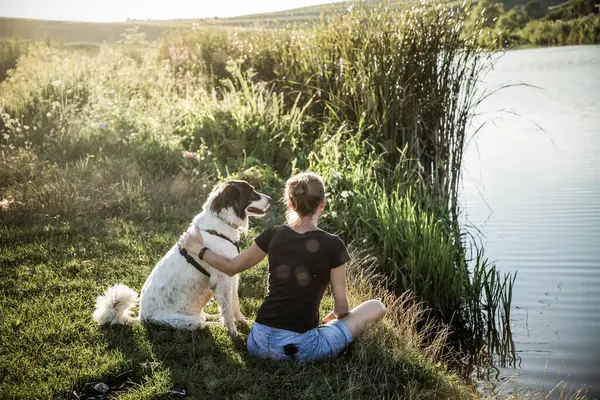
[284,172,325,221]
[292,179,309,197]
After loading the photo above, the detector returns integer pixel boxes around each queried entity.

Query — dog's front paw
[228,327,240,338]
[234,312,248,325]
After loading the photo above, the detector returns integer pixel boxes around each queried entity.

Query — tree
[471,0,506,29]
[525,0,546,20]
[497,8,528,31]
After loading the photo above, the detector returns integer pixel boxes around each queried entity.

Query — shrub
[0,38,27,82]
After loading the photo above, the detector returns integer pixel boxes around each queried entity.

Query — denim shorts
[247,320,353,362]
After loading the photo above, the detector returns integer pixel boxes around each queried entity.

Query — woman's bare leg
[339,299,386,338]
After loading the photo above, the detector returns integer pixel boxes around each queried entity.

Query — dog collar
[216,213,240,230]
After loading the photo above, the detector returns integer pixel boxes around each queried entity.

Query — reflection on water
[462,45,600,397]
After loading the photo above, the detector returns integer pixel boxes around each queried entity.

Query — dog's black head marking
[210,180,267,220]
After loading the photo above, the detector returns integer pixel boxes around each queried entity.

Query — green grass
[0,152,476,399]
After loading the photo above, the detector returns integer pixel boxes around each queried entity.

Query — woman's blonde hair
[284,172,325,225]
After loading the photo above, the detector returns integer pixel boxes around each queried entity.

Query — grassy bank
[0,151,476,399]
[1,3,518,398]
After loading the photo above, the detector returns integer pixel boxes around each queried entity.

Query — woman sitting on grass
[179,172,386,361]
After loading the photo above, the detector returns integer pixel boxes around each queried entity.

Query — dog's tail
[92,284,139,325]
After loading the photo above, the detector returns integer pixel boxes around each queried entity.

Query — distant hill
[0,1,418,43]
[228,1,370,21]
[0,0,568,43]
[0,17,184,43]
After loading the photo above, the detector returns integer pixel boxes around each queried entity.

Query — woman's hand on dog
[179,226,205,255]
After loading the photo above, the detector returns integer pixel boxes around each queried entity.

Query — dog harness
[178,229,240,277]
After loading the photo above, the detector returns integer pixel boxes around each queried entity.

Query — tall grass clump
[164,3,496,212]
[306,124,514,350]
[280,4,515,344]
[159,5,491,208]
[280,4,490,204]
[0,38,27,82]
[175,60,315,172]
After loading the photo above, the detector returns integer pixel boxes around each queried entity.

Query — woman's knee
[341,299,386,338]
[364,299,387,318]
[375,299,387,314]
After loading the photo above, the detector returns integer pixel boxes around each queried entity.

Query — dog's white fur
[92,183,270,337]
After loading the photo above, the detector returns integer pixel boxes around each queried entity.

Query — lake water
[462,45,600,397]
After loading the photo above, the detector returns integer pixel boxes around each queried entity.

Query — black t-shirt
[254,224,351,333]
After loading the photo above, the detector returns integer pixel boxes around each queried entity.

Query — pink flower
[184,152,194,159]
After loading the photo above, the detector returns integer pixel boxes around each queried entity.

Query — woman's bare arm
[180,227,266,277]
[202,243,266,276]
[323,264,350,322]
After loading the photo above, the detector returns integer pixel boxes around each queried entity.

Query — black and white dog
[92,180,271,337]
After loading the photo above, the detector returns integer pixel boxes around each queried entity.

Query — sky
[0,0,345,22]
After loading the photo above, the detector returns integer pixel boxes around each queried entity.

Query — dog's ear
[210,183,236,210]
[210,182,243,216]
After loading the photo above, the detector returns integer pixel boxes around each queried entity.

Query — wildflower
[183,152,194,159]
[0,198,15,210]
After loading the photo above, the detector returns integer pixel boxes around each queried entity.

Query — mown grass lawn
[0,162,474,399]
